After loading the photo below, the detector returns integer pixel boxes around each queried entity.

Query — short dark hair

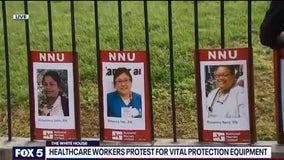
[42,70,61,86]
[113,67,132,85]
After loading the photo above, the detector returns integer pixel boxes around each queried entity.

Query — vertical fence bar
[70,1,76,53]
[220,0,225,48]
[194,1,199,55]
[118,1,123,50]
[194,0,202,142]
[70,0,80,140]
[247,1,256,144]
[94,1,103,141]
[24,0,32,141]
[143,1,154,142]
[70,1,76,55]
[94,1,100,53]
[167,0,177,142]
[47,1,54,51]
[2,0,12,141]
[247,1,252,50]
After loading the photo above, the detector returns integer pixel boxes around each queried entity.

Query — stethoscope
[208,88,229,113]
[208,89,220,113]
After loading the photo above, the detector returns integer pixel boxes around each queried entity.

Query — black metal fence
[0,1,272,142]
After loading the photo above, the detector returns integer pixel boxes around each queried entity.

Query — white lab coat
[45,96,64,116]
[206,85,247,118]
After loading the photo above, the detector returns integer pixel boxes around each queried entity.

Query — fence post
[1,0,12,141]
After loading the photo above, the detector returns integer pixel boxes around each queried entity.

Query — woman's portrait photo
[107,67,142,118]
[37,69,69,117]
[204,64,248,118]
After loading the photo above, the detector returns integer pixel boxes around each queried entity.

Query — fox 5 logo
[13,146,45,159]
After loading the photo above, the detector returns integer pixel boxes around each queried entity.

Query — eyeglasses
[115,78,131,85]
[213,73,231,79]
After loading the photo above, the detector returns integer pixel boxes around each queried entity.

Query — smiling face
[214,66,236,93]
[42,75,60,99]
[114,72,132,97]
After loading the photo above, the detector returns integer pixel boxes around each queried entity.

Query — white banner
[45,146,271,159]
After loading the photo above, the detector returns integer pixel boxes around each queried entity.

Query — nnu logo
[43,130,54,139]
[112,131,123,140]
[213,132,225,141]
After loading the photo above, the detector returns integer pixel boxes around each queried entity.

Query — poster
[99,50,152,142]
[273,49,284,143]
[30,51,80,140]
[196,48,255,143]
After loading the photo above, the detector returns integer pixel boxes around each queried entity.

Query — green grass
[0,1,276,141]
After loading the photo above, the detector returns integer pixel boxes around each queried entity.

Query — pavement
[1,137,284,159]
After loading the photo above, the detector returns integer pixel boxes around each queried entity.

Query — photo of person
[38,70,69,117]
[107,67,142,118]
[205,65,247,118]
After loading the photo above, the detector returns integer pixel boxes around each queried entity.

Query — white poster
[103,62,145,130]
[33,63,75,129]
[200,60,250,130]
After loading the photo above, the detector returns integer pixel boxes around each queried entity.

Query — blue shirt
[107,91,142,118]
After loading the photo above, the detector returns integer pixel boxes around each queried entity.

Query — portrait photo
[200,61,250,130]
[103,62,146,130]
[37,69,69,117]
[107,67,142,119]
[204,64,246,118]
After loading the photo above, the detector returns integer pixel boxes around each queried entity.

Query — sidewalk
[1,137,283,159]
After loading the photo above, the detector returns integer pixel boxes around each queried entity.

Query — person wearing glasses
[107,67,142,118]
[206,65,247,118]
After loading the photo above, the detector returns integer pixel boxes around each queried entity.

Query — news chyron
[13,146,45,160]
[13,14,29,20]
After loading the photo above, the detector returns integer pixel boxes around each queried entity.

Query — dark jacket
[61,96,69,116]
[260,1,284,49]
